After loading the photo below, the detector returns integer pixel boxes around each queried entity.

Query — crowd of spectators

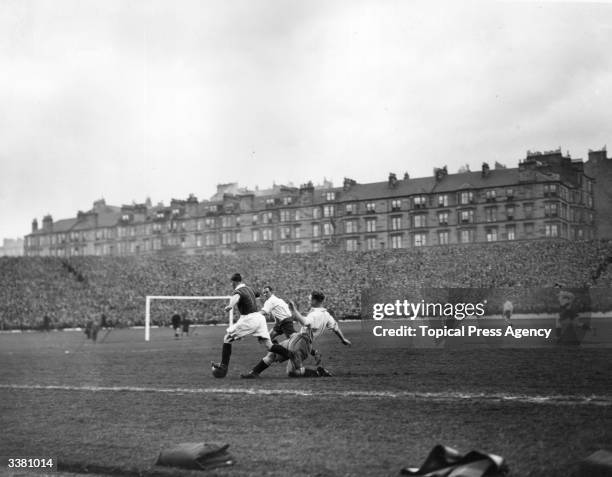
[1,239,612,330]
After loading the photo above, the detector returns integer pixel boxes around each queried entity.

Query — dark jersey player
[211,273,291,378]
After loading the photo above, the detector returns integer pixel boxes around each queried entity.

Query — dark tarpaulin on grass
[400,444,507,476]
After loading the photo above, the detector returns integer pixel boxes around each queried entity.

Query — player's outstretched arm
[288,300,308,326]
[333,328,351,346]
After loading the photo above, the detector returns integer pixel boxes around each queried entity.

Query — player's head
[310,290,325,307]
[262,285,273,299]
[230,273,242,288]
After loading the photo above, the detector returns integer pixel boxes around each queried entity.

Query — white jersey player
[241,290,350,378]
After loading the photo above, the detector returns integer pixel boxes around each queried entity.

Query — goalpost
[144,295,233,341]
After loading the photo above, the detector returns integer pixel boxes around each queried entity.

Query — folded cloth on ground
[156,442,235,471]
[400,444,507,477]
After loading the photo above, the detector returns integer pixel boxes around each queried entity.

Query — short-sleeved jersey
[502,301,513,313]
[233,284,259,315]
[262,295,292,322]
[171,314,181,327]
[299,307,338,343]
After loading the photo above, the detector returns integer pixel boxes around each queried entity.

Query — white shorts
[225,312,271,342]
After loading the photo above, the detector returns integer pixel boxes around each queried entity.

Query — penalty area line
[1,383,611,407]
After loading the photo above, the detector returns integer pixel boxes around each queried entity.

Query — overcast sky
[1,0,611,239]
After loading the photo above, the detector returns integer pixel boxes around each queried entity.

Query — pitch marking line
[1,384,611,406]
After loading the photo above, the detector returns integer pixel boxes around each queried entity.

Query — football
[211,364,227,379]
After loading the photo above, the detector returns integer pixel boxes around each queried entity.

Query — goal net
[144,295,233,341]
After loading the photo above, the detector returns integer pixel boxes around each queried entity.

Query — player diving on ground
[242,290,351,378]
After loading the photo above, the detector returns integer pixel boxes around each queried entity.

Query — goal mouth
[144,295,233,341]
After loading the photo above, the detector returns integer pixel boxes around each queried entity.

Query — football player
[211,274,290,378]
[243,290,350,378]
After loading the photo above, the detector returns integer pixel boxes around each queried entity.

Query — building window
[413,233,427,247]
[506,206,515,220]
[222,216,233,227]
[205,234,215,246]
[459,229,473,243]
[459,191,474,204]
[345,203,355,215]
[545,223,559,237]
[295,243,301,253]
[326,191,336,201]
[366,202,376,213]
[391,235,402,249]
[346,238,359,252]
[485,190,496,202]
[438,195,449,207]
[280,226,291,239]
[295,226,301,239]
[252,230,259,242]
[282,196,293,205]
[261,211,273,224]
[524,222,534,237]
[486,228,498,242]
[262,228,273,241]
[280,210,291,222]
[543,184,558,197]
[205,217,215,228]
[524,203,534,219]
[312,242,321,252]
[265,198,275,206]
[438,211,449,226]
[280,244,290,254]
[312,224,320,237]
[485,207,497,222]
[544,203,558,217]
[323,205,335,217]
[413,214,427,228]
[366,218,376,233]
[312,207,321,219]
[221,232,232,244]
[391,199,401,211]
[345,220,356,234]
[459,209,474,224]
[391,216,402,231]
[506,225,516,241]
[413,196,427,209]
[506,188,514,200]
[323,223,334,236]
[438,230,449,245]
[366,237,377,250]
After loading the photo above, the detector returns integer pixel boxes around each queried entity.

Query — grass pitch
[1,323,611,477]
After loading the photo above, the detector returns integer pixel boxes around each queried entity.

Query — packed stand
[1,239,612,330]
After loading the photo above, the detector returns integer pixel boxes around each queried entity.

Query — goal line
[144,295,232,341]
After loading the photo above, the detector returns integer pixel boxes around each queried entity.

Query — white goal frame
[144,295,232,341]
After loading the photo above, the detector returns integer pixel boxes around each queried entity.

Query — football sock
[252,360,269,375]
[269,344,290,359]
[221,343,232,367]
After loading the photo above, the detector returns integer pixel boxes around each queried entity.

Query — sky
[1,0,611,239]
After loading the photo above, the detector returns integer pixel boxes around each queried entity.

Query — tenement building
[24,148,602,257]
